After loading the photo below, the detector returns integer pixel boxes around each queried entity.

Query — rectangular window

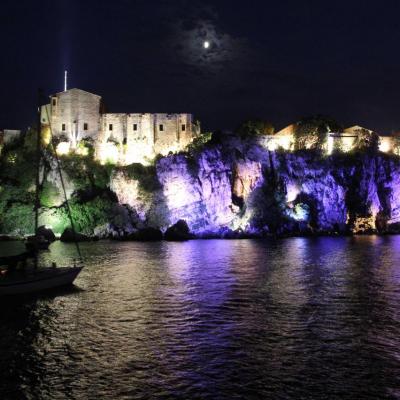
[62,123,66,131]
[109,124,113,131]
[123,137,127,145]
[181,124,186,131]
[52,98,57,106]
[84,123,88,131]
[159,124,164,131]
[133,124,137,131]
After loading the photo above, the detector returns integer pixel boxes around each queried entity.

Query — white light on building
[57,141,70,155]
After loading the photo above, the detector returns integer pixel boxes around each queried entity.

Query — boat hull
[0,267,83,295]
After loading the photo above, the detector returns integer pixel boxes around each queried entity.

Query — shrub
[353,128,380,153]
[0,203,34,234]
[294,115,342,150]
[185,132,212,156]
[40,180,61,208]
[119,163,161,192]
[68,197,114,235]
[60,153,113,190]
[235,120,274,138]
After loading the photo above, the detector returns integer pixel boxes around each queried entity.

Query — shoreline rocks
[36,225,56,242]
[165,220,194,241]
[60,228,93,242]
[122,227,163,241]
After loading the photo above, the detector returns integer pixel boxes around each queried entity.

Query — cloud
[167,16,249,76]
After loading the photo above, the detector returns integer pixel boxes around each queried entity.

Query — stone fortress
[1,83,397,162]
[40,88,200,165]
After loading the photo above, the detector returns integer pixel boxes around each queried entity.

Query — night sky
[1,0,400,133]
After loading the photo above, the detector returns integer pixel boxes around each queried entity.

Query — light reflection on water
[0,236,400,399]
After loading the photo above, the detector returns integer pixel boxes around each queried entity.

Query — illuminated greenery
[294,115,342,150]
[59,197,114,235]
[0,139,37,234]
[60,153,114,190]
[39,196,114,235]
[40,181,61,208]
[1,203,34,234]
[0,135,118,235]
[118,163,161,192]
[185,132,212,155]
[353,128,380,152]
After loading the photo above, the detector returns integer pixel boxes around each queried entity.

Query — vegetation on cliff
[0,133,117,236]
[294,115,342,150]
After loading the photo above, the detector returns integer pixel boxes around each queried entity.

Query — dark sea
[0,237,399,400]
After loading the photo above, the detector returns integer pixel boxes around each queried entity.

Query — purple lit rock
[108,136,400,237]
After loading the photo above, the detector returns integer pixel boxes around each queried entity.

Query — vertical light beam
[64,70,68,91]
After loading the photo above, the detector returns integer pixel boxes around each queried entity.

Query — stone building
[41,88,199,165]
[263,123,398,154]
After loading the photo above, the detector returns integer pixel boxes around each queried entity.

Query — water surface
[0,237,399,399]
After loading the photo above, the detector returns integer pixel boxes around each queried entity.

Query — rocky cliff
[1,135,400,238]
[109,136,400,238]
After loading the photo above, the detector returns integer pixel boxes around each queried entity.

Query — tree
[294,115,342,150]
[185,131,212,155]
[354,128,380,153]
[236,120,275,138]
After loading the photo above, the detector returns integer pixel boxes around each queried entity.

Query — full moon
[203,41,210,49]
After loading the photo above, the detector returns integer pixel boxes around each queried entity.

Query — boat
[0,265,83,295]
[0,90,84,295]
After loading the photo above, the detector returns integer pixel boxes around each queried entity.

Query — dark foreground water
[0,237,400,400]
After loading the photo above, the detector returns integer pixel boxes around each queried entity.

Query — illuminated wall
[44,89,101,148]
[379,137,393,153]
[266,124,397,155]
[42,88,199,165]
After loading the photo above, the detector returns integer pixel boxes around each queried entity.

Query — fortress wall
[43,89,199,165]
[379,137,394,153]
[337,135,357,152]
[124,114,156,164]
[40,105,51,125]
[154,114,178,146]
[126,114,155,145]
[50,90,101,146]
[262,134,294,151]
[177,114,197,147]
[101,114,127,143]
[153,114,191,155]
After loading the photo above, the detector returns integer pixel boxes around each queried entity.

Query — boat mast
[34,90,42,235]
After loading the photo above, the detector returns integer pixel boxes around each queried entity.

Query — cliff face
[2,135,399,238]
[110,137,400,237]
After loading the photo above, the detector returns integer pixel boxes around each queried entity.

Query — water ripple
[0,236,400,399]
